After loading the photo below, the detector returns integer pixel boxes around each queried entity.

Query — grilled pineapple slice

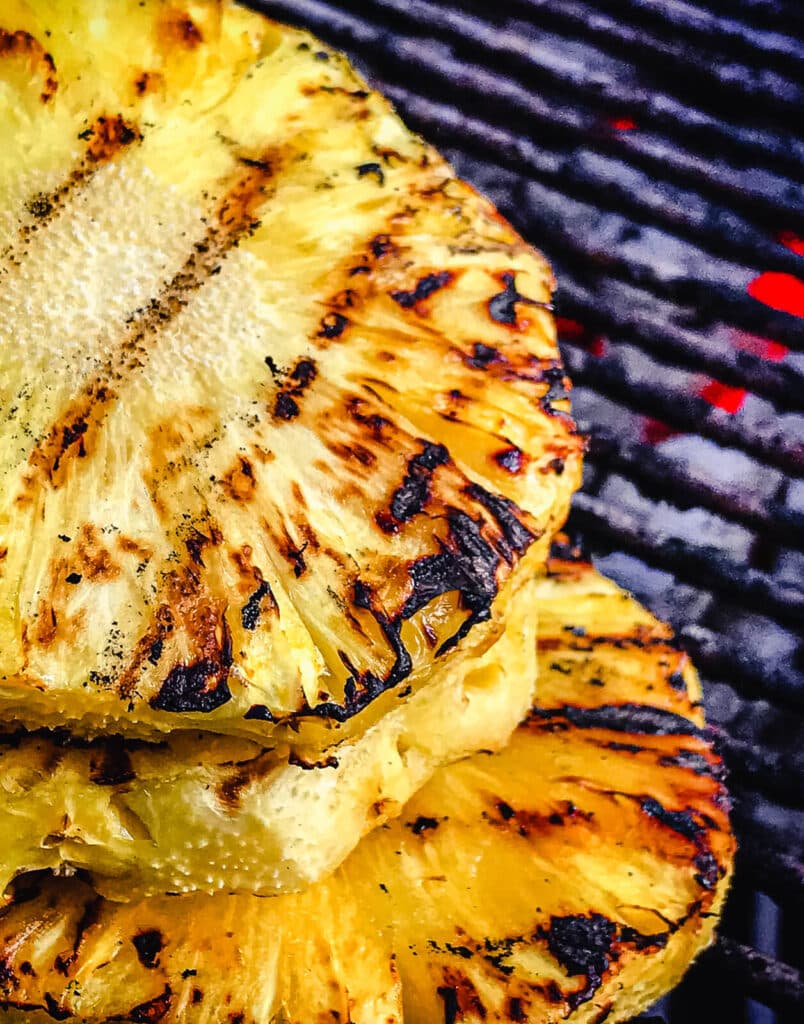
[0,571,537,899]
[0,546,734,1023]
[0,0,582,743]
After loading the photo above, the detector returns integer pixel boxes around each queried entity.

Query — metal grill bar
[707,938,804,1017]
[712,730,804,808]
[734,823,804,912]
[568,492,804,629]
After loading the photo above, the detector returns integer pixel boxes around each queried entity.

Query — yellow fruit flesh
[0,572,538,899]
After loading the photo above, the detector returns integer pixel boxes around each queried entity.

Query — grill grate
[253,2,803,1020]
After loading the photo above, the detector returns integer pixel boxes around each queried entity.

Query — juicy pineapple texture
[0,547,734,1023]
[0,0,582,743]
[0,571,538,899]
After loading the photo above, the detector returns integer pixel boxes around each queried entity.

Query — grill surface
[253,2,804,1020]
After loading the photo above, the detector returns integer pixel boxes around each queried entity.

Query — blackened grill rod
[711,729,804,808]
[731,816,804,913]
[567,492,804,629]
[706,938,804,1016]
[564,347,804,478]
[587,432,804,555]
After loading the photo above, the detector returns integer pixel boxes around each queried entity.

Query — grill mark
[488,271,552,326]
[0,29,57,103]
[16,157,275,499]
[108,985,172,1023]
[15,115,140,245]
[217,749,279,809]
[526,703,704,737]
[88,738,136,786]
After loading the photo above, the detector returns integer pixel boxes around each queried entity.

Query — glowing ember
[747,272,804,317]
[642,418,678,445]
[609,116,638,131]
[556,317,606,357]
[777,231,804,257]
[699,380,746,415]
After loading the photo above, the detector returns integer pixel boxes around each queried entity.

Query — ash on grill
[255,1,803,1020]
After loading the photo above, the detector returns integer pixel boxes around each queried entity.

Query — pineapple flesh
[0,545,735,1023]
[0,0,582,744]
[0,570,538,899]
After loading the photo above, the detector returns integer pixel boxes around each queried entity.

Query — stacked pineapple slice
[0,2,733,1021]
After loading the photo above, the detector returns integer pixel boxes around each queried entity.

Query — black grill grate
[254,2,804,1020]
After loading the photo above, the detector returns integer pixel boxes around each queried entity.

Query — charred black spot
[356,161,384,185]
[27,194,54,219]
[239,156,272,172]
[497,801,515,821]
[488,271,551,325]
[659,748,726,781]
[619,926,669,951]
[540,913,616,1010]
[132,929,164,969]
[605,740,644,753]
[694,850,721,890]
[148,638,163,666]
[508,997,527,1022]
[89,738,135,786]
[318,312,349,339]
[542,364,570,405]
[528,703,703,737]
[466,483,536,558]
[494,446,525,474]
[408,815,439,835]
[640,797,705,841]
[264,354,282,378]
[669,671,688,692]
[386,442,450,526]
[467,342,500,369]
[437,986,459,1024]
[43,994,71,1020]
[370,234,393,258]
[241,580,274,631]
[112,984,172,1023]
[288,751,339,771]
[65,572,82,585]
[150,659,232,714]
[291,359,317,388]
[244,704,274,721]
[274,392,299,421]
[180,969,197,979]
[391,271,452,309]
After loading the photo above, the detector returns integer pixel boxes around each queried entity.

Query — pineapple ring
[0,0,582,744]
[0,546,734,1023]
[0,569,538,899]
